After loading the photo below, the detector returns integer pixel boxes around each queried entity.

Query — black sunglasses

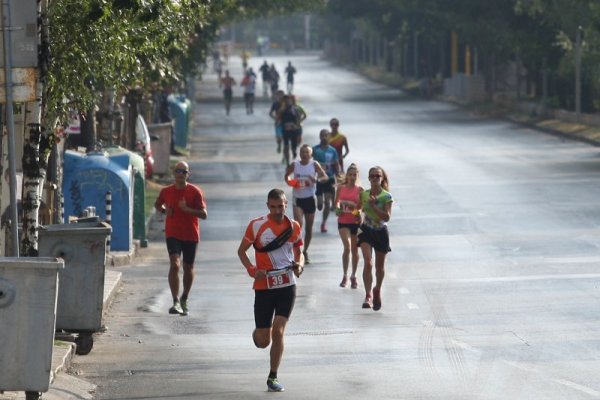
[175,168,189,174]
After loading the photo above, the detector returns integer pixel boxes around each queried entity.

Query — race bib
[266,268,295,289]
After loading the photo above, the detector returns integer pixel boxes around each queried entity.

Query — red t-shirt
[156,183,206,242]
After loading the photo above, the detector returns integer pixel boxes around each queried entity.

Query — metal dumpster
[38,221,111,355]
[0,258,64,394]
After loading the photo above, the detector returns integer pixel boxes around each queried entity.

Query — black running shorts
[254,285,296,329]
[293,196,316,214]
[166,237,198,265]
[357,224,391,253]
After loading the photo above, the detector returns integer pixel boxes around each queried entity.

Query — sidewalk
[0,252,126,400]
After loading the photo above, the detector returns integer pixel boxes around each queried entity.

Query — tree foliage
[44,0,323,127]
[324,0,600,111]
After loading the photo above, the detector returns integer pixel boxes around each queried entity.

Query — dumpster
[0,257,64,395]
[38,221,111,355]
[105,146,148,247]
[168,94,191,148]
[63,150,134,251]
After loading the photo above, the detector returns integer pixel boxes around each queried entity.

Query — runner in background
[285,61,297,94]
[334,163,363,288]
[313,129,340,233]
[328,118,350,170]
[219,70,236,116]
[241,68,256,115]
[284,144,328,263]
[269,90,285,155]
[358,166,393,311]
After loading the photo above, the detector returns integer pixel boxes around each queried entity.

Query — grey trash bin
[0,258,64,393]
[38,221,111,355]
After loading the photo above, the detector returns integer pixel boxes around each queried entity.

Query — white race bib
[266,268,295,289]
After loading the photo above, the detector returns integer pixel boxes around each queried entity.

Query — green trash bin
[169,94,191,148]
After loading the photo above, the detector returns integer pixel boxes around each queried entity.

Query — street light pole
[575,25,582,114]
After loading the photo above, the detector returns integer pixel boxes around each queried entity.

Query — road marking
[406,303,419,310]
[399,287,411,294]
[553,379,600,397]
[407,273,600,284]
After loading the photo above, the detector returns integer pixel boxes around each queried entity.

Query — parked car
[135,115,157,179]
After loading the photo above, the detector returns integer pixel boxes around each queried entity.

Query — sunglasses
[175,168,189,174]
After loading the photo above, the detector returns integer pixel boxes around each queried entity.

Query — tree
[17,0,324,256]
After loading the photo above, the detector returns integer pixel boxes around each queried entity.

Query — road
[73,53,600,399]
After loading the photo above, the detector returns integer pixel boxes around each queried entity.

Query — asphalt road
[72,53,600,399]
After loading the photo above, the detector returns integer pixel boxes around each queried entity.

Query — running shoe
[339,275,349,288]
[169,301,183,315]
[267,378,285,392]
[320,222,327,233]
[350,276,358,289]
[303,250,311,264]
[180,299,189,316]
[373,287,382,311]
[362,294,372,309]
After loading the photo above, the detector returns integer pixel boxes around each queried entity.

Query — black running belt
[254,227,293,253]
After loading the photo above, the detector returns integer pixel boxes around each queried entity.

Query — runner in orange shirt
[237,188,304,392]
[328,118,350,170]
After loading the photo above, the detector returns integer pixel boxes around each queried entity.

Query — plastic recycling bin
[105,146,148,247]
[0,257,64,393]
[63,150,134,252]
[38,221,111,355]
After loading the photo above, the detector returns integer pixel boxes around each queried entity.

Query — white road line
[553,379,600,398]
[406,303,419,310]
[406,273,600,284]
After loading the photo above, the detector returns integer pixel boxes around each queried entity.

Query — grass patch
[145,179,165,219]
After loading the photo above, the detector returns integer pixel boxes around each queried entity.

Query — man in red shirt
[237,188,304,392]
[154,161,207,316]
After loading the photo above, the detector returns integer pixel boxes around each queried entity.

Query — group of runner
[157,57,394,393]
[219,59,298,117]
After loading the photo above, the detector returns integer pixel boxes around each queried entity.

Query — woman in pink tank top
[334,163,363,288]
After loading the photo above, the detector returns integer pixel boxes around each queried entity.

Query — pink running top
[337,185,361,224]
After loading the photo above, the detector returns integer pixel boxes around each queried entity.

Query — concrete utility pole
[304,14,311,50]
[575,25,582,114]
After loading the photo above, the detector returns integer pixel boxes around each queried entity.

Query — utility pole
[575,25,582,114]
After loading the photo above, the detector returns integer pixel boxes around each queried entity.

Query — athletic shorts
[275,124,283,138]
[283,129,301,150]
[338,223,359,235]
[316,180,335,196]
[357,224,391,253]
[166,237,198,264]
[293,196,316,214]
[244,93,254,101]
[254,285,296,328]
[223,89,232,101]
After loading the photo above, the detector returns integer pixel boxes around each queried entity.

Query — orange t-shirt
[156,183,206,242]
[243,214,303,290]
[328,132,347,160]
